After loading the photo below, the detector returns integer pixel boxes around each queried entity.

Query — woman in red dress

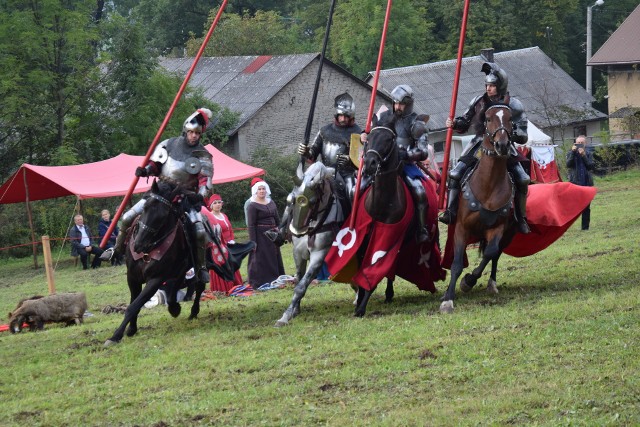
[202,194,243,293]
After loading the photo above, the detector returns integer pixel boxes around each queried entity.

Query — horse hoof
[460,274,477,292]
[168,303,181,318]
[354,310,365,318]
[103,339,119,347]
[274,320,289,327]
[439,300,454,314]
[460,278,472,293]
[486,279,499,294]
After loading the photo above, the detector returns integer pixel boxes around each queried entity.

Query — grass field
[1,169,639,426]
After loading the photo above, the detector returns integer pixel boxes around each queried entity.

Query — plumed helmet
[334,93,355,118]
[481,62,508,96]
[390,84,414,116]
[183,108,213,133]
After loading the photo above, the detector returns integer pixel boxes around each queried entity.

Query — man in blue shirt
[69,214,104,269]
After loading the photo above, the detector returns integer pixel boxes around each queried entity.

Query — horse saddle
[461,167,514,228]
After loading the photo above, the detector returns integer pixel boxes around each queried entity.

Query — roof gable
[160,54,318,133]
[369,47,606,129]
[589,4,640,66]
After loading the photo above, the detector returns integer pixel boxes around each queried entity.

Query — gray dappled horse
[440,100,518,314]
[275,162,344,326]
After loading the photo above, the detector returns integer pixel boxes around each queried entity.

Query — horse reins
[137,192,182,253]
[482,105,513,157]
[365,126,401,176]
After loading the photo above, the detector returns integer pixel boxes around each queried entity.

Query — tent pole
[23,168,38,269]
[99,0,230,249]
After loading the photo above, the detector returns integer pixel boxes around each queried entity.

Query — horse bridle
[482,105,513,157]
[365,126,400,176]
[137,192,181,250]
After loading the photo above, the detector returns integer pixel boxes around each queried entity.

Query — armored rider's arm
[137,140,168,177]
[451,95,482,134]
[197,155,214,199]
[407,117,429,162]
[305,130,324,162]
[509,98,528,145]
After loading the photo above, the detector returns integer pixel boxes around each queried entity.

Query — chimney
[480,48,494,62]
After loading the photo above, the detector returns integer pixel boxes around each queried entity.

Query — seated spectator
[69,214,104,269]
[98,209,121,266]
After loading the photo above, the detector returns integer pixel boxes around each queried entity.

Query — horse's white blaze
[496,109,505,126]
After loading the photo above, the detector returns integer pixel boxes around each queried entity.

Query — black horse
[104,180,206,346]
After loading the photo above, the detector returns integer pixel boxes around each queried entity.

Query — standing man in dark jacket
[566,135,595,230]
[69,214,104,269]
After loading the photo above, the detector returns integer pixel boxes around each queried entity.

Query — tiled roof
[609,106,639,119]
[160,54,319,133]
[588,4,640,66]
[369,47,606,129]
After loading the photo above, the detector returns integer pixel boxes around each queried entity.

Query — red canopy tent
[0,145,264,204]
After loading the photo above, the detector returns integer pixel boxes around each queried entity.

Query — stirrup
[438,210,454,225]
[99,247,115,261]
[517,219,531,234]
[198,268,210,283]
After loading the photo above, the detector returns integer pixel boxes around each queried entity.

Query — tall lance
[298,0,338,173]
[99,0,230,249]
[350,0,393,229]
[438,0,471,210]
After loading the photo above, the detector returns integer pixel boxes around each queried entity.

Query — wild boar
[9,292,88,333]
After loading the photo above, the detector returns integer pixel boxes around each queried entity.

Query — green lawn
[0,169,638,426]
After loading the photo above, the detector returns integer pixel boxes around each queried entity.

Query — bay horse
[104,180,206,345]
[354,114,407,317]
[440,100,518,314]
[275,161,341,326]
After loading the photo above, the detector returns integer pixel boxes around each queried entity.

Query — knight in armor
[100,108,215,281]
[275,93,362,240]
[376,84,431,243]
[439,63,531,234]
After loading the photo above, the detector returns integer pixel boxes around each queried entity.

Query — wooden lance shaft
[438,0,471,210]
[350,0,394,230]
[99,0,229,249]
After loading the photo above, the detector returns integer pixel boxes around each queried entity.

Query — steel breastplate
[160,157,199,187]
[394,114,416,150]
[158,137,210,188]
[320,123,361,168]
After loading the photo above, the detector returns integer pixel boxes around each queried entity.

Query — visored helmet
[334,93,355,118]
[390,84,414,116]
[183,108,213,133]
[481,62,508,96]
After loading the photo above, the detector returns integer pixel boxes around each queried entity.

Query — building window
[434,141,444,153]
[573,126,586,138]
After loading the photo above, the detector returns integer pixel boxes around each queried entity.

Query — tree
[0,0,104,177]
[329,0,431,79]
[187,9,312,56]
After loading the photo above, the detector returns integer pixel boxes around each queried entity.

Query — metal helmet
[481,62,508,96]
[390,84,414,116]
[334,93,355,118]
[183,108,213,133]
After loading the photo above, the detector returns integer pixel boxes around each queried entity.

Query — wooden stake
[41,235,55,294]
